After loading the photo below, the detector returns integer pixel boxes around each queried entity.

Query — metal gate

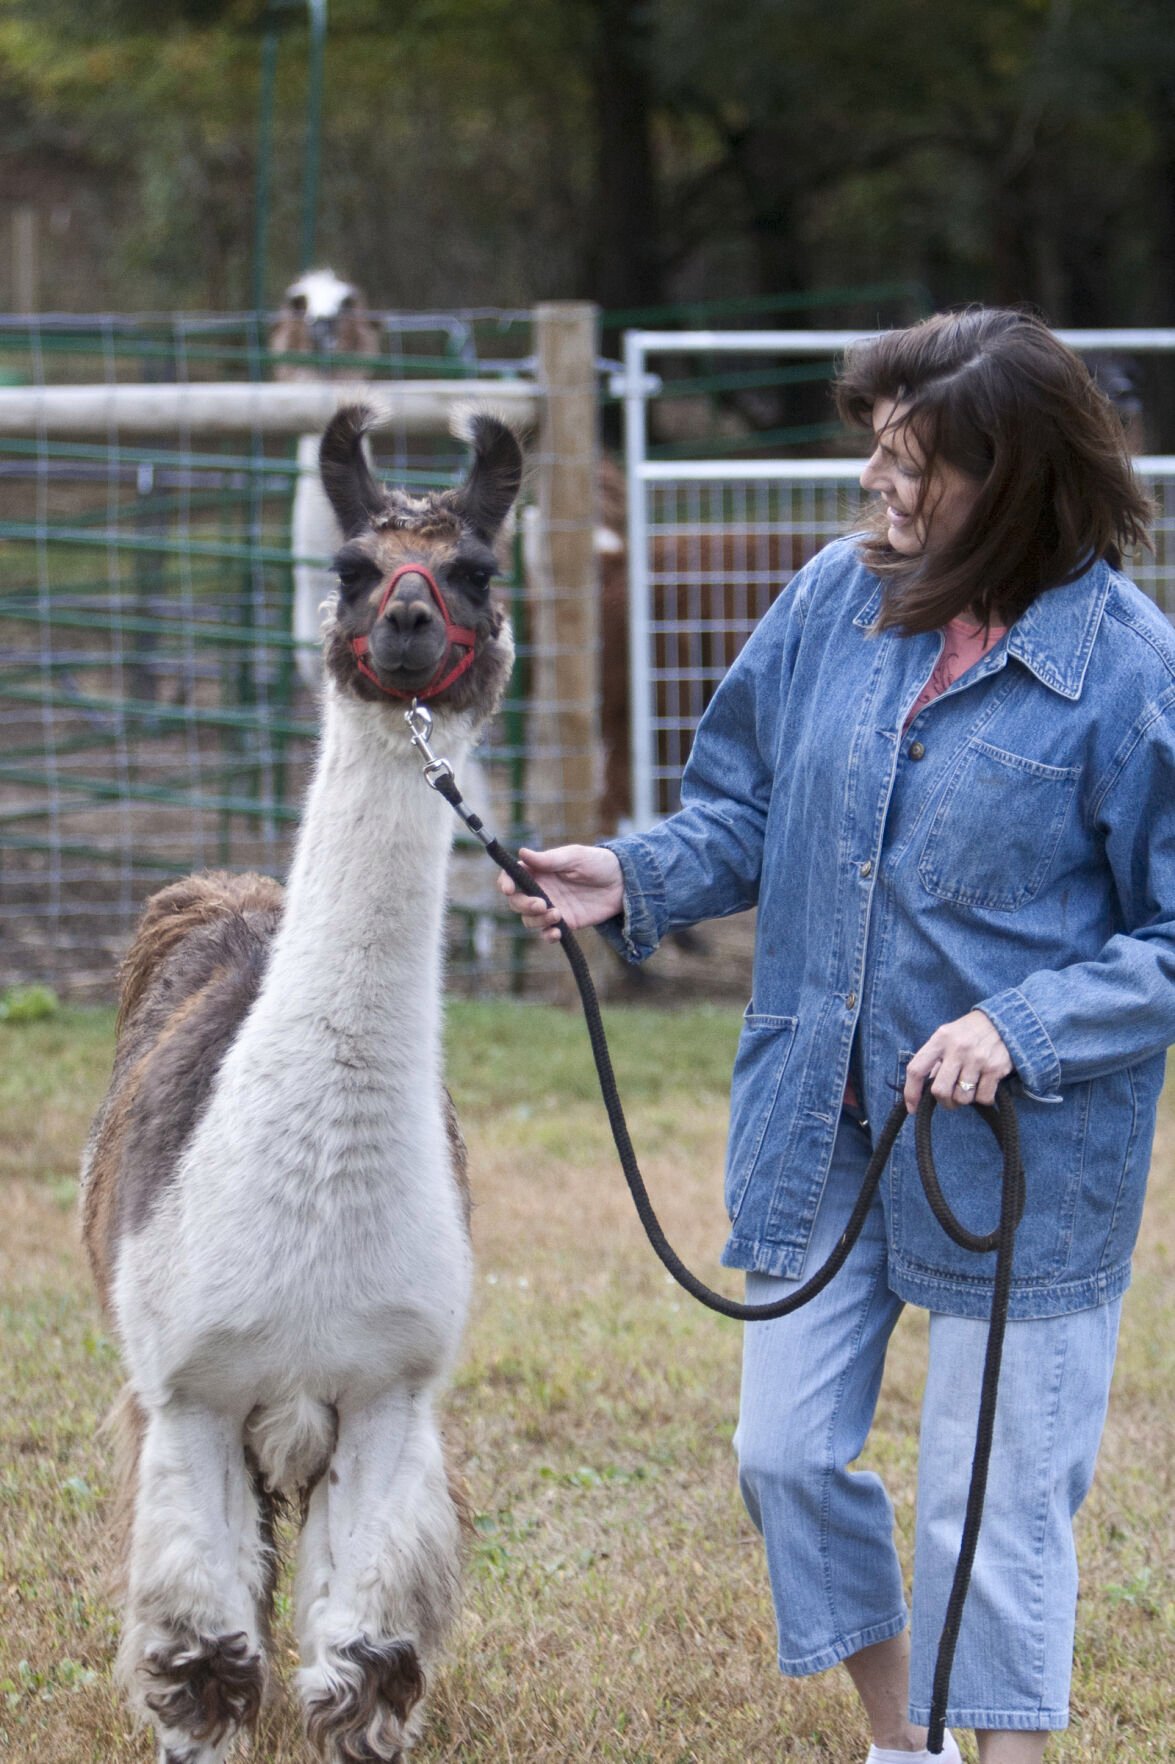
[618,328,1175,830]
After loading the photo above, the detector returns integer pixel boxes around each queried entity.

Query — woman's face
[860,398,980,556]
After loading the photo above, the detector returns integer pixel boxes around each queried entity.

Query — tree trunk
[1148,78,1175,325]
[590,0,662,313]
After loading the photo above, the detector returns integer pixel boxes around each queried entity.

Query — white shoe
[864,1733,962,1764]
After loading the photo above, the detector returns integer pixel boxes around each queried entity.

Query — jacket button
[846,990,857,1010]
[859,859,873,878]
[909,740,926,760]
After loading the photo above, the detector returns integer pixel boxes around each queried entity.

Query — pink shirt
[904,615,1009,730]
[844,614,1008,1115]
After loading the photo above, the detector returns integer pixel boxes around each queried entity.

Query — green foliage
[653,0,1175,315]
[2,0,1174,318]
[0,985,60,1024]
[0,0,594,309]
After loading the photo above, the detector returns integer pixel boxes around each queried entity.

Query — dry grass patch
[0,1001,1171,1762]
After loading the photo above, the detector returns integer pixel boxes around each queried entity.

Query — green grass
[0,1003,1171,1762]
[443,998,742,1109]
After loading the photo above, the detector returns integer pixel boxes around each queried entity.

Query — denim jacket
[602,537,1175,1319]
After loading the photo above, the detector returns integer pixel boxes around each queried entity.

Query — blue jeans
[735,1113,1122,1732]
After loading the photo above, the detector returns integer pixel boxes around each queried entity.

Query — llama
[80,404,522,1764]
[270,270,383,691]
[270,274,501,969]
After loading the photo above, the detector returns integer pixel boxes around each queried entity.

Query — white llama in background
[80,404,522,1764]
[270,270,383,690]
[270,278,516,972]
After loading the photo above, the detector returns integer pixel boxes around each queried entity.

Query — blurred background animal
[270,270,383,690]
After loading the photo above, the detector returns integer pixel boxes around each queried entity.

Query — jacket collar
[1004,562,1110,699]
[852,558,1111,701]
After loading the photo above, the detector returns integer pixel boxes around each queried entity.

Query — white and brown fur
[80,405,522,1764]
[270,271,384,692]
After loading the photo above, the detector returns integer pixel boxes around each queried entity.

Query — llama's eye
[332,550,381,600]
[461,566,495,598]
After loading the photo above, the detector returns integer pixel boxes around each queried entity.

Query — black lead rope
[419,733,1025,1757]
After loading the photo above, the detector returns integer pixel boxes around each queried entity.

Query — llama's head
[318,403,521,728]
[270,270,382,380]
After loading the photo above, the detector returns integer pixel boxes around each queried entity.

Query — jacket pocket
[724,1010,799,1222]
[918,739,1080,911]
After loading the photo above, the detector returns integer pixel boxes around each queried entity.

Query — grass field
[0,1001,1171,1763]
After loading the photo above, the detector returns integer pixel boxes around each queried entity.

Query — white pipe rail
[623,328,1175,355]
[0,379,540,436]
[639,455,1175,482]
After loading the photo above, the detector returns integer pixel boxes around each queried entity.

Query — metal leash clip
[404,701,454,788]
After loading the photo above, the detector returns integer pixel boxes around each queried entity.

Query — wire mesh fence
[0,310,544,998]
[638,464,1175,822]
[621,329,1175,829]
[7,313,1175,1000]
[643,472,866,815]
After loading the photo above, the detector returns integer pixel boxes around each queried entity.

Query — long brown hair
[835,307,1153,633]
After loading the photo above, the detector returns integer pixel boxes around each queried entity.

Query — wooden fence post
[529,302,601,853]
[12,207,38,313]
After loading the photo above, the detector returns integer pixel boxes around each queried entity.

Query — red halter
[349,562,477,701]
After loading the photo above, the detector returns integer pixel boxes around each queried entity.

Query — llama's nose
[383,575,434,633]
[310,317,338,355]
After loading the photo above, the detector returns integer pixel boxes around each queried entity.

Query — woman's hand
[904,1009,1013,1113]
[497,844,624,943]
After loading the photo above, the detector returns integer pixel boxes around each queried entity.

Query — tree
[1,0,1173,332]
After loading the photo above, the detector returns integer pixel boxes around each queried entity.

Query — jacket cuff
[974,989,1063,1102]
[595,835,667,963]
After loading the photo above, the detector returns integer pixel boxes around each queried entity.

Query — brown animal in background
[596,456,810,829]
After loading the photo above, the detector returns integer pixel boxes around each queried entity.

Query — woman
[500,308,1170,1762]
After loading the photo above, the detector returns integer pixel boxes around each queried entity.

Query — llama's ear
[451,413,523,541]
[319,404,387,538]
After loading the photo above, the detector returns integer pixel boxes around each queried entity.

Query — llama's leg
[295,1387,463,1763]
[120,1399,269,1764]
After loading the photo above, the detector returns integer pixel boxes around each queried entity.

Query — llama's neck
[249,690,475,1059]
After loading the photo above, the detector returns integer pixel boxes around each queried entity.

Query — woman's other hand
[904,1009,1013,1112]
[497,844,624,942]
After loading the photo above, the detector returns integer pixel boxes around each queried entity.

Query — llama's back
[82,870,285,1310]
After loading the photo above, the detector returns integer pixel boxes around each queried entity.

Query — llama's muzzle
[350,561,476,700]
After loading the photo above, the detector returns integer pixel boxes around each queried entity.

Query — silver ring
[956,1080,976,1093]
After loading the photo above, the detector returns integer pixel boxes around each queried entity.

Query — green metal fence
[0,310,539,997]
